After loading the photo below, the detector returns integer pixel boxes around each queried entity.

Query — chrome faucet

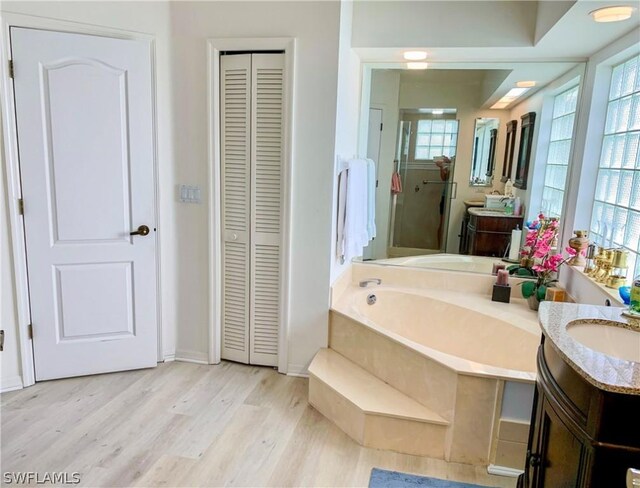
[359,278,381,288]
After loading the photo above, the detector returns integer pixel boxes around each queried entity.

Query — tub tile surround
[335,263,541,381]
[539,302,640,395]
[492,419,529,470]
[329,311,458,421]
[310,263,543,467]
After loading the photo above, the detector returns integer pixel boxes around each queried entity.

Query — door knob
[130,225,150,236]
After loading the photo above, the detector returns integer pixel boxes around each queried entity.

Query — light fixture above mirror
[590,5,635,22]
[407,62,428,70]
[491,86,531,109]
[403,51,427,61]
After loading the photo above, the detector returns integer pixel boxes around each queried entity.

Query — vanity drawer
[469,214,523,233]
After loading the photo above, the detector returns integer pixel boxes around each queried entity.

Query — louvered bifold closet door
[249,53,284,366]
[221,54,252,363]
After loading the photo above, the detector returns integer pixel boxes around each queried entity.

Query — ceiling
[353,0,640,62]
[356,0,638,108]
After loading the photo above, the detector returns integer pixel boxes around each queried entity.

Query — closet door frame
[207,38,294,373]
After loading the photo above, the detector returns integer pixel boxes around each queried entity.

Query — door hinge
[0,330,4,351]
[28,323,33,339]
[380,122,383,131]
[18,198,24,215]
[8,60,14,79]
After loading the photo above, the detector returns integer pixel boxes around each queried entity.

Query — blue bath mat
[369,468,496,488]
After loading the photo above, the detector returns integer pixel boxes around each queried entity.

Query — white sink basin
[476,208,506,214]
[567,320,640,363]
[470,208,512,217]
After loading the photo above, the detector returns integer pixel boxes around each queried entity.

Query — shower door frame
[388,111,459,255]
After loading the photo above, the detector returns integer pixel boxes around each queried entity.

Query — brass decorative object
[568,230,589,267]
[588,246,606,278]
[606,249,629,289]
[595,249,615,284]
[584,244,596,274]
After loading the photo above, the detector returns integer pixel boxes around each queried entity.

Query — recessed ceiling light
[404,51,428,61]
[590,5,635,22]
[505,88,528,97]
[432,109,444,115]
[517,81,536,88]
[491,86,531,109]
[407,62,428,70]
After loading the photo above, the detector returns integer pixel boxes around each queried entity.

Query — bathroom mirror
[357,62,583,275]
[469,118,499,187]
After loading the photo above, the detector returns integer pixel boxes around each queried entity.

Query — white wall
[0,115,22,391]
[506,28,640,306]
[330,0,363,283]
[352,1,536,49]
[508,65,584,224]
[168,1,340,374]
[1,1,342,382]
[559,28,640,305]
[367,70,400,260]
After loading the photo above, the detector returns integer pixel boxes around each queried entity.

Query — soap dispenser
[630,273,640,314]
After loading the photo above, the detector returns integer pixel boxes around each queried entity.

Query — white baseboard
[1,375,23,393]
[286,363,309,378]
[487,464,524,478]
[163,353,176,362]
[175,350,209,365]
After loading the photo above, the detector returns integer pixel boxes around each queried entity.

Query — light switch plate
[178,184,202,204]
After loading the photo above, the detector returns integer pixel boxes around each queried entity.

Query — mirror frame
[469,117,499,187]
[501,120,517,182]
[514,112,536,190]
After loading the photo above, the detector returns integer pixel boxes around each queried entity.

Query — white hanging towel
[344,159,370,261]
[366,158,377,240]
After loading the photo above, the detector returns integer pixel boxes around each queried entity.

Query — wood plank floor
[1,361,516,487]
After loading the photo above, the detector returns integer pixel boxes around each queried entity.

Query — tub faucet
[359,278,382,288]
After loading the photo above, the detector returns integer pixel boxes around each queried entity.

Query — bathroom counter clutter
[538,301,640,395]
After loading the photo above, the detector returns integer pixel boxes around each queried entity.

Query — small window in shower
[415,119,459,161]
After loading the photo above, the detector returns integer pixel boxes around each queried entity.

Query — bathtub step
[309,348,450,458]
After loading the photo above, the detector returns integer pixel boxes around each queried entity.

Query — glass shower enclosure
[389,116,457,256]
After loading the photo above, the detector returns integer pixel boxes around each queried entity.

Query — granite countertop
[539,302,640,395]
[463,200,484,207]
[467,207,523,219]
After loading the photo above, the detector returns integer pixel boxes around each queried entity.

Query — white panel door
[249,53,284,367]
[11,28,158,380]
[220,54,252,364]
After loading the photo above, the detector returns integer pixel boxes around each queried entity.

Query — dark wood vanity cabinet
[466,214,523,257]
[518,337,640,488]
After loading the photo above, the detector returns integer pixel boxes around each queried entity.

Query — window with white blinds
[590,54,640,280]
[415,119,459,160]
[540,85,579,218]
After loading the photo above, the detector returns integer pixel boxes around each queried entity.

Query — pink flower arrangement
[519,214,576,300]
